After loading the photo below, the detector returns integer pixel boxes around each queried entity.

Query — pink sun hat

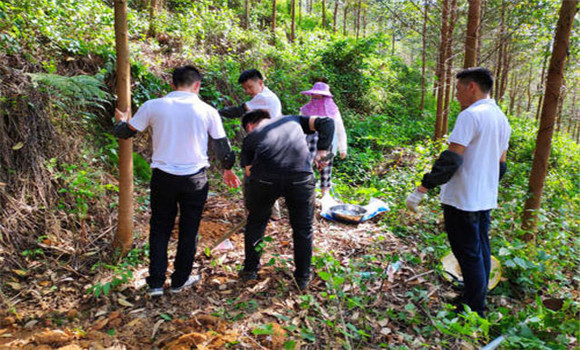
[301,82,333,97]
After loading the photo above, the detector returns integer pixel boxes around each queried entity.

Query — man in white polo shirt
[219,69,284,220]
[406,67,511,317]
[114,65,241,297]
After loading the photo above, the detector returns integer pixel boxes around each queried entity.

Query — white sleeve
[129,102,151,132]
[448,111,477,147]
[334,111,348,153]
[245,93,269,111]
[207,108,227,139]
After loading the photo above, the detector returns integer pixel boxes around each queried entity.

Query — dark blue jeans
[146,168,209,289]
[243,173,315,280]
[443,204,491,316]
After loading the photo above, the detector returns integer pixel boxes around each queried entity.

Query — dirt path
[0,194,439,349]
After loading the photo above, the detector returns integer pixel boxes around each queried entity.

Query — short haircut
[238,69,263,84]
[173,65,202,87]
[241,109,270,130]
[456,67,494,93]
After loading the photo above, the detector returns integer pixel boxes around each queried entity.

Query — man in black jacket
[239,110,334,290]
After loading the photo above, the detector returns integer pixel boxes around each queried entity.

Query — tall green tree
[113,0,134,255]
[522,0,577,231]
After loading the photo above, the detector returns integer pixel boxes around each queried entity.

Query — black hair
[238,69,263,84]
[172,65,202,87]
[456,67,494,93]
[241,109,270,131]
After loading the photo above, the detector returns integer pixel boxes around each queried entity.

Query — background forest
[0,0,578,349]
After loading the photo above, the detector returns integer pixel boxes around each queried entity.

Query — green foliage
[28,73,111,123]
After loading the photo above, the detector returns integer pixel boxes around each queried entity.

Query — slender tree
[420,0,429,111]
[113,0,134,255]
[343,3,348,35]
[355,0,362,38]
[463,0,480,68]
[522,0,577,231]
[244,0,250,29]
[291,0,296,41]
[434,0,450,140]
[147,0,158,38]
[322,0,326,29]
[271,0,277,43]
[442,0,457,136]
[333,0,339,33]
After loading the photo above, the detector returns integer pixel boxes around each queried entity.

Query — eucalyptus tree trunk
[322,0,326,29]
[147,0,158,38]
[244,0,250,29]
[434,0,450,140]
[355,0,362,38]
[271,0,277,43]
[113,0,134,255]
[291,0,296,41]
[463,0,480,68]
[343,4,348,35]
[522,0,577,232]
[442,0,457,136]
[333,0,339,33]
[420,0,429,111]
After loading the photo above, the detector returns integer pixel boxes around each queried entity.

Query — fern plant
[27,73,111,121]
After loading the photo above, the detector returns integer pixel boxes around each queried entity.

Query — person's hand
[405,188,426,213]
[314,150,330,170]
[115,108,130,122]
[223,169,241,188]
[339,151,346,160]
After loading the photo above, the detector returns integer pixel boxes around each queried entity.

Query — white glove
[406,189,426,212]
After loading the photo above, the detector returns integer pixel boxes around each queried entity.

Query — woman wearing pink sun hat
[299,82,348,196]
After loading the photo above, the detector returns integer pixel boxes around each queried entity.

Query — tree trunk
[494,0,505,100]
[420,0,429,112]
[508,70,517,115]
[362,7,367,37]
[113,0,134,256]
[343,4,348,35]
[535,52,549,121]
[299,0,302,24]
[244,0,250,29]
[498,41,511,100]
[147,0,158,38]
[271,0,277,43]
[463,0,480,68]
[522,0,577,232]
[443,0,457,136]
[526,63,533,112]
[391,30,395,55]
[291,0,296,41]
[434,0,450,140]
[322,0,326,29]
[476,0,486,65]
[355,0,362,39]
[333,0,339,33]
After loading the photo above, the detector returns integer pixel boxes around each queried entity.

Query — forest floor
[0,191,466,349]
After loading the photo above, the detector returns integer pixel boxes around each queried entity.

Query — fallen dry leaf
[34,329,72,345]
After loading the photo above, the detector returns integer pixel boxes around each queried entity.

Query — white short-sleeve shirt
[129,91,227,175]
[245,86,283,120]
[440,98,511,211]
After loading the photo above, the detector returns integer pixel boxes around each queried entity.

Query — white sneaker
[147,288,163,297]
[170,275,201,294]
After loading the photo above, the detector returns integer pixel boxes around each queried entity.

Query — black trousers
[443,204,491,316]
[243,173,315,280]
[146,168,208,289]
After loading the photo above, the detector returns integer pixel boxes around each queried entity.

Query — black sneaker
[238,270,258,282]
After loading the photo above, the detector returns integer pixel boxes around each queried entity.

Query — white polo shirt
[129,91,227,176]
[440,99,511,211]
[245,86,283,120]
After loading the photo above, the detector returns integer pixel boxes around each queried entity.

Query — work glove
[405,189,426,213]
